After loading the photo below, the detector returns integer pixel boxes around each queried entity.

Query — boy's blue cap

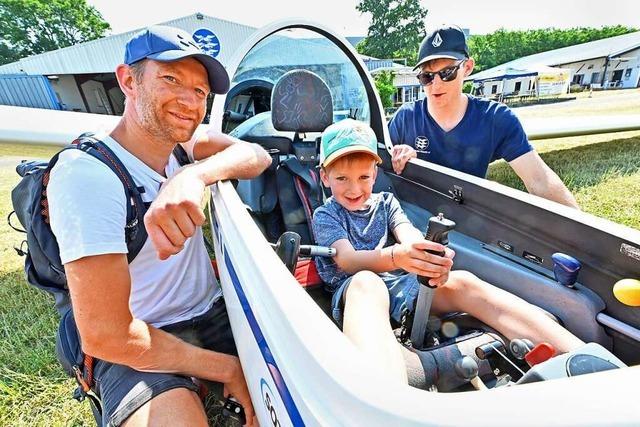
[124,25,230,95]
[320,119,382,168]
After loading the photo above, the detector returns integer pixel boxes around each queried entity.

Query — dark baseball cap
[413,25,469,70]
[124,25,230,94]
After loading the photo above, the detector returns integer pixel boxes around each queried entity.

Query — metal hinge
[449,185,464,204]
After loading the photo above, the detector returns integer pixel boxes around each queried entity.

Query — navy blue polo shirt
[388,95,532,177]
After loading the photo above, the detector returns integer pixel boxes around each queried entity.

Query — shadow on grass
[488,135,640,192]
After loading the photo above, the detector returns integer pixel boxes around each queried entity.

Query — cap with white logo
[320,119,382,168]
[414,25,469,70]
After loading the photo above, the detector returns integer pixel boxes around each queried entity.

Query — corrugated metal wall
[0,74,60,109]
[0,14,257,75]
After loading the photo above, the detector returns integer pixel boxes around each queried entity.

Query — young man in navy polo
[388,25,578,208]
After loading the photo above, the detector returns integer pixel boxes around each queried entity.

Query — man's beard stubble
[137,87,200,145]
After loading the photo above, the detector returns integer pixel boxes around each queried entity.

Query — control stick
[454,356,487,390]
[509,338,534,360]
[271,231,336,273]
[410,213,456,349]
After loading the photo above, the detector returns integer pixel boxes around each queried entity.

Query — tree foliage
[0,0,110,65]
[373,70,396,108]
[356,0,427,62]
[468,26,638,72]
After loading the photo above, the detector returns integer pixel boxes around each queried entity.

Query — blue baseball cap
[320,119,382,168]
[124,25,230,94]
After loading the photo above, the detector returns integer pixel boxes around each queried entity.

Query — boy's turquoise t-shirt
[312,192,410,290]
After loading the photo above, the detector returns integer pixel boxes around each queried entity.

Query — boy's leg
[431,271,584,353]
[342,271,408,384]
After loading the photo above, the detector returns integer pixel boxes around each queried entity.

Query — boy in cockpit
[313,119,583,384]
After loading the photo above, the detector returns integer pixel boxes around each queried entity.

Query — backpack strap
[72,134,148,262]
[172,143,191,167]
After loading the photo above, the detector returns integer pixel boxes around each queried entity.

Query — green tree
[373,70,396,108]
[0,0,110,65]
[468,26,638,72]
[356,0,427,63]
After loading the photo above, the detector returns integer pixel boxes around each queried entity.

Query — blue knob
[552,253,581,288]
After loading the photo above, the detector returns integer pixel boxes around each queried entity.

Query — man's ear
[115,64,136,99]
[463,58,475,77]
[320,168,330,187]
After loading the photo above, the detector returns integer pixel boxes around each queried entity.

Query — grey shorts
[331,271,420,326]
[92,297,236,427]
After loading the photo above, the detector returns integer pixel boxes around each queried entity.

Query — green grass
[0,146,92,426]
[487,134,640,229]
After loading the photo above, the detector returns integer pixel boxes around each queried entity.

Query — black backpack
[9,134,191,419]
[9,133,190,315]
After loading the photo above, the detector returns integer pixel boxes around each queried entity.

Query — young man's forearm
[530,179,579,209]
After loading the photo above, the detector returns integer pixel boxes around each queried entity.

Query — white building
[0,13,256,115]
[468,31,640,99]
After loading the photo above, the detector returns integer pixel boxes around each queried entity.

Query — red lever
[524,342,556,367]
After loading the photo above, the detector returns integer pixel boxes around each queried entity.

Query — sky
[88,0,639,37]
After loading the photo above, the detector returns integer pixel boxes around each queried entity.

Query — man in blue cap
[389,25,578,208]
[47,25,271,425]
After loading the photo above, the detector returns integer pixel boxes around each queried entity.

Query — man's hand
[393,241,454,286]
[391,144,417,174]
[144,166,206,260]
[223,357,256,426]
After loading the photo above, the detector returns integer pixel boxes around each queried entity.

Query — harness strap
[73,354,95,393]
[281,157,324,242]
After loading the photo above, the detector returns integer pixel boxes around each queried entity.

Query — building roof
[345,36,365,47]
[0,13,256,75]
[469,31,640,82]
[472,64,571,83]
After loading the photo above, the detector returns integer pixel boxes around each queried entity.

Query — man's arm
[146,132,272,259]
[65,254,255,420]
[190,129,273,176]
[509,151,579,209]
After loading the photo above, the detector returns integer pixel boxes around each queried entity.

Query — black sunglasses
[416,60,466,86]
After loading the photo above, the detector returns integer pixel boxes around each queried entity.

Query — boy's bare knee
[346,271,388,303]
[122,387,207,427]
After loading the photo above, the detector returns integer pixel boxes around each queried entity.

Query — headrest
[271,69,333,133]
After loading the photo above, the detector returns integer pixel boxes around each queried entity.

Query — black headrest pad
[271,69,333,133]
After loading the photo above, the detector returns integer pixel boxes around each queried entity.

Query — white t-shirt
[48,135,221,327]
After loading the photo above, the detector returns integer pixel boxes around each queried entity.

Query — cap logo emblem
[432,32,443,48]
[192,28,221,58]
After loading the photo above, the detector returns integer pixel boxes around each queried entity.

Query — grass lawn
[487,131,640,229]
[1,89,639,425]
[487,88,640,229]
[0,144,92,426]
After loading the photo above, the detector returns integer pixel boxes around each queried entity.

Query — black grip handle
[222,397,247,425]
[418,213,456,287]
